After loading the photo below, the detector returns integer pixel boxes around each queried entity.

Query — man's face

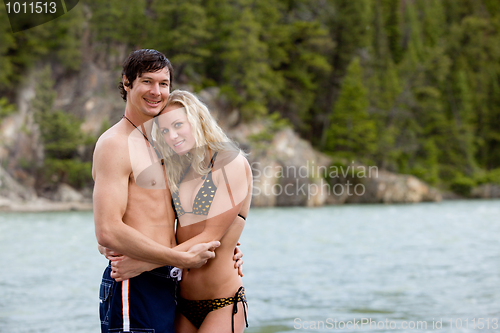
[124,67,170,118]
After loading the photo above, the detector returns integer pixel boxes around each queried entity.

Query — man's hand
[98,244,123,259]
[233,242,244,277]
[182,241,220,268]
[109,255,158,282]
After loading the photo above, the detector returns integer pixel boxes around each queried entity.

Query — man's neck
[124,107,157,135]
[124,107,154,125]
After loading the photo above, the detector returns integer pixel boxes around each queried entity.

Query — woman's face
[158,104,195,155]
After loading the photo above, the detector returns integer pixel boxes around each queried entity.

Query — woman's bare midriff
[177,218,245,300]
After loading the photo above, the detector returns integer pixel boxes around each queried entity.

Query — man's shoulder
[93,123,133,171]
[95,123,129,152]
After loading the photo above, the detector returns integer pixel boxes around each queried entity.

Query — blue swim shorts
[99,264,180,333]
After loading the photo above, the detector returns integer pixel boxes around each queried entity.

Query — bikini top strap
[209,152,218,169]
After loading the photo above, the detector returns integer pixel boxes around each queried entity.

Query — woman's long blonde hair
[153,90,242,193]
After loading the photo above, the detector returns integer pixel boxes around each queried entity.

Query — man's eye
[161,82,169,87]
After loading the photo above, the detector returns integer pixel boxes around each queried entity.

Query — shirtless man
[93,49,223,333]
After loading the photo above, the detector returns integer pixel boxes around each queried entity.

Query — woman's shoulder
[214,150,248,169]
[212,151,251,185]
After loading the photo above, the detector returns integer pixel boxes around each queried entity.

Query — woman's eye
[161,128,169,134]
[174,122,182,128]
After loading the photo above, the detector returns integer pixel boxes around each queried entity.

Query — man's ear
[122,75,130,91]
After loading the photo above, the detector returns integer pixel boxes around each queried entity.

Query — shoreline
[0,197,93,213]
[3,196,499,213]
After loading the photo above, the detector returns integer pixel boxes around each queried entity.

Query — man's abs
[123,177,176,247]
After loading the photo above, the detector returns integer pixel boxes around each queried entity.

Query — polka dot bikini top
[172,152,218,218]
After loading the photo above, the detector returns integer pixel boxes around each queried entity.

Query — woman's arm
[174,155,251,252]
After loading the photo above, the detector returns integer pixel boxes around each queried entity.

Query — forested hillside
[1,0,500,196]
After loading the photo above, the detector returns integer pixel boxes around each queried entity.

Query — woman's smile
[173,140,185,147]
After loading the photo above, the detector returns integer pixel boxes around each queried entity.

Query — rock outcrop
[226,122,442,207]
[344,170,442,204]
[0,165,36,203]
[0,165,92,211]
[471,184,500,199]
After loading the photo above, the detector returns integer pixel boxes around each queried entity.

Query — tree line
[1,0,499,194]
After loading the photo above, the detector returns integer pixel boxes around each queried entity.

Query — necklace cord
[122,115,162,160]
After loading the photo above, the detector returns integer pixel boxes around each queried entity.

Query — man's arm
[93,134,218,269]
[107,242,241,282]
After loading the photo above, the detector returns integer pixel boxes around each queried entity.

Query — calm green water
[0,200,499,332]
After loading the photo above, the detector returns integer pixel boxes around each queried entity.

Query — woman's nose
[169,130,178,140]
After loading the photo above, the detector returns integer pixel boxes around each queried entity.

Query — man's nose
[150,83,160,96]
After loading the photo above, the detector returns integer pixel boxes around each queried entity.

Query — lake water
[0,200,499,332]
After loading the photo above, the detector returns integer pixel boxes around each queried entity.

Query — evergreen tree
[150,0,211,81]
[0,98,15,124]
[32,66,92,188]
[325,57,376,160]
[424,138,440,185]
[382,0,403,63]
[449,61,477,175]
[276,20,332,135]
[46,5,85,71]
[403,0,424,66]
[447,14,500,170]
[33,66,83,160]
[329,0,372,75]
[318,0,372,148]
[368,56,403,171]
[419,0,446,48]
[483,0,500,17]
[0,6,15,88]
[204,0,279,120]
[87,0,148,48]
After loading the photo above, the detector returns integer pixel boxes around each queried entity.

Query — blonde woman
[110,90,252,333]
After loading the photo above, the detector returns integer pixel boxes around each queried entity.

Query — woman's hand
[109,255,158,282]
[233,242,244,277]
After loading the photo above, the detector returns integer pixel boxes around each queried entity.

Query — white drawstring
[170,267,182,281]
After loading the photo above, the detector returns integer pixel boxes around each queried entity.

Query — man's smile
[144,98,161,106]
